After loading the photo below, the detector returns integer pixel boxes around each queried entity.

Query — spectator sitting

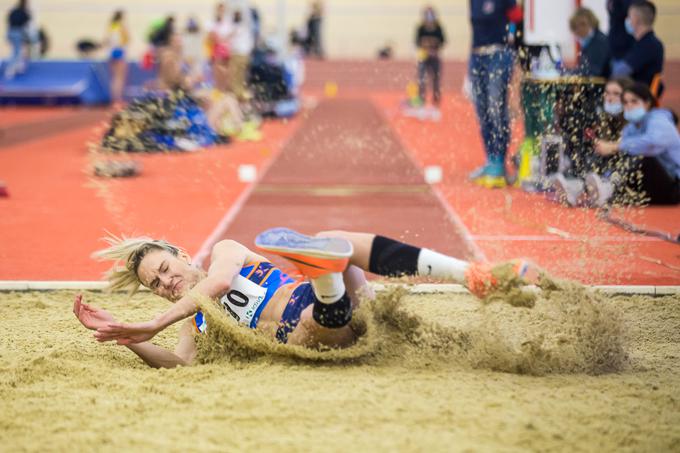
[150,15,175,48]
[551,77,633,206]
[588,82,680,206]
[611,1,663,91]
[569,7,610,77]
[158,33,195,90]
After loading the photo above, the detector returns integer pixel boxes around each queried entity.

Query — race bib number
[219,274,267,327]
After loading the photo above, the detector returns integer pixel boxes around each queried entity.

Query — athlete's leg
[284,267,370,348]
[286,301,357,348]
[315,230,538,299]
[256,227,535,314]
[255,228,355,335]
[315,230,469,282]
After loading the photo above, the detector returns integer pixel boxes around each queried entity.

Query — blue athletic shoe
[255,228,353,278]
[469,162,507,188]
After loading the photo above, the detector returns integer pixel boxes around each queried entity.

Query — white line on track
[372,101,487,262]
[191,123,304,269]
[1,281,678,295]
[472,235,663,242]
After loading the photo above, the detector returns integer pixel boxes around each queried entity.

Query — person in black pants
[305,1,324,59]
[415,6,446,115]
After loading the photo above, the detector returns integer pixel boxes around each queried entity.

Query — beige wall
[1,0,679,60]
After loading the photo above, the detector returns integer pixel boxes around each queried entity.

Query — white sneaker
[585,173,614,207]
[552,174,585,206]
[402,106,426,120]
[428,107,442,122]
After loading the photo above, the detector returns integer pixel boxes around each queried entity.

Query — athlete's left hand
[94,320,162,345]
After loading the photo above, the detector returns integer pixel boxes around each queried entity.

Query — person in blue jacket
[588,82,680,206]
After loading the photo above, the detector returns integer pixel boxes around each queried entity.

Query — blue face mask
[577,31,594,48]
[625,18,635,35]
[604,101,623,115]
[624,106,647,123]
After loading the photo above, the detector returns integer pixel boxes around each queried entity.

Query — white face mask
[603,101,623,115]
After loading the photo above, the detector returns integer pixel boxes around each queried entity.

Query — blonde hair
[569,7,599,31]
[92,233,182,296]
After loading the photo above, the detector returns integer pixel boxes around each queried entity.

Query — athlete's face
[137,249,201,302]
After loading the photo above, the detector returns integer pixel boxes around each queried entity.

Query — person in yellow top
[105,10,130,103]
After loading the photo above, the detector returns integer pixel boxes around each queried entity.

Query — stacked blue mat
[0,60,112,105]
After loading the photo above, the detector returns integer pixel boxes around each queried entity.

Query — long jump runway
[203,98,480,265]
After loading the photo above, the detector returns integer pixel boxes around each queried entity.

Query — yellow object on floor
[473,175,507,189]
[324,81,339,98]
[237,121,263,142]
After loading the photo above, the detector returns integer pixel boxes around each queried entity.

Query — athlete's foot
[255,227,353,278]
[464,259,540,299]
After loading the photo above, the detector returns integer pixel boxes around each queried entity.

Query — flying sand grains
[194,277,627,376]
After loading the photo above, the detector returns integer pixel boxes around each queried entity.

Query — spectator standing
[607,0,635,68]
[4,0,30,79]
[468,0,523,188]
[611,1,663,90]
[305,1,324,58]
[207,2,232,92]
[415,6,446,115]
[228,8,254,100]
[569,7,610,77]
[105,10,130,103]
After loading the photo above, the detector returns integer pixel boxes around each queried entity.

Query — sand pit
[1,286,679,451]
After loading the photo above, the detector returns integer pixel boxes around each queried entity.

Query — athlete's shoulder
[212,239,249,253]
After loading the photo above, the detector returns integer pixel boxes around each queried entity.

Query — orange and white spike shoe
[255,228,353,279]
[464,259,533,299]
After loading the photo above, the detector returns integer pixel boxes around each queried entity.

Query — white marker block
[238,164,257,182]
[424,165,443,184]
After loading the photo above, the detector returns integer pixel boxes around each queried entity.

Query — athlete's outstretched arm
[74,295,195,368]
[94,240,249,344]
[126,322,197,368]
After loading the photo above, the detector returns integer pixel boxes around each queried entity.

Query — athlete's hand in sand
[94,320,162,345]
[73,294,117,330]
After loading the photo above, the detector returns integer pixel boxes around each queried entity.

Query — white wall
[1,0,679,60]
